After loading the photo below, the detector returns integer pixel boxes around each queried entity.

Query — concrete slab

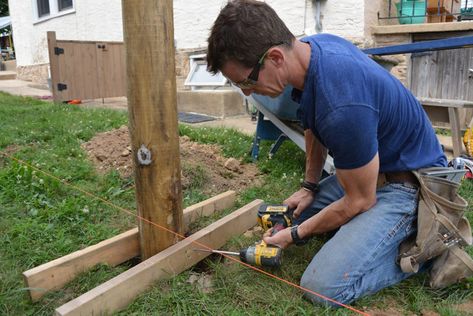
[0,79,51,98]
[177,90,245,118]
[1,60,16,72]
[0,71,16,80]
[189,114,257,136]
[437,134,458,160]
[76,97,128,111]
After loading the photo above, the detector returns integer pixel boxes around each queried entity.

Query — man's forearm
[298,194,375,237]
[298,155,379,238]
[305,129,326,183]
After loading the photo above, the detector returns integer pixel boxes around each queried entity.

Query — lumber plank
[372,21,473,35]
[23,191,236,302]
[55,199,262,316]
[182,190,236,228]
[419,97,473,109]
[449,107,463,157]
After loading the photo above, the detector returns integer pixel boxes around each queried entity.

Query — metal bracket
[137,144,152,165]
[469,68,473,79]
[57,83,67,91]
[54,47,64,55]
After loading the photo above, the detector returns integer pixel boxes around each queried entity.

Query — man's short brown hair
[207,0,295,74]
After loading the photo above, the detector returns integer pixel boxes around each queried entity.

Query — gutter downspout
[315,0,323,33]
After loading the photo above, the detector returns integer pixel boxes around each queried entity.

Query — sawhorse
[250,111,289,160]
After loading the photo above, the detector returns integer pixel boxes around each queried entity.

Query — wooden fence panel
[59,41,101,100]
[96,42,127,99]
[410,38,473,130]
[48,32,126,102]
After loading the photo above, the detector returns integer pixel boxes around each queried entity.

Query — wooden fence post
[122,0,183,260]
[47,31,60,102]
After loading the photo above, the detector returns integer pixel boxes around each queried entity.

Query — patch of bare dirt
[81,126,263,195]
[186,272,213,294]
[362,299,417,316]
[454,300,473,315]
[361,307,402,316]
[0,145,21,167]
[364,301,473,316]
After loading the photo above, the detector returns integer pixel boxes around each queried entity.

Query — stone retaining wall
[16,63,49,85]
[372,34,411,86]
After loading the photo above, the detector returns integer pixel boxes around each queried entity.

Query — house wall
[10,0,367,83]
[311,0,365,41]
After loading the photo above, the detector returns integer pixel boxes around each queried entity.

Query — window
[34,0,75,21]
[37,0,50,18]
[58,0,73,11]
[184,54,228,90]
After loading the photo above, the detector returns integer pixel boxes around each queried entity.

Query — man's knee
[300,267,354,308]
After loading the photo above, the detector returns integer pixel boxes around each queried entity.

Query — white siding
[316,0,365,38]
[10,0,123,66]
[10,0,366,67]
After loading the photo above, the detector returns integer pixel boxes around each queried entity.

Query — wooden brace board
[419,98,473,157]
[55,199,263,316]
[23,191,236,302]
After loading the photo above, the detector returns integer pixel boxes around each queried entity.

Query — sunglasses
[230,42,283,90]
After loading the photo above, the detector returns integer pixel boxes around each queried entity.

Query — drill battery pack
[257,204,293,232]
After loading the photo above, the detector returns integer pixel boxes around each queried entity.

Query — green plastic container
[461,0,473,14]
[396,1,426,24]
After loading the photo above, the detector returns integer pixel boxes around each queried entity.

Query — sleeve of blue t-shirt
[318,104,379,169]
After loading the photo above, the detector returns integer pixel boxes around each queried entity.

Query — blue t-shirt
[294,34,446,172]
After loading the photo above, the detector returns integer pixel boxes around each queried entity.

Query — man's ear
[267,48,285,68]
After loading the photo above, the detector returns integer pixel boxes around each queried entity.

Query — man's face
[221,56,285,98]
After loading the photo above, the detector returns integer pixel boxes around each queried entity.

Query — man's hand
[263,227,293,249]
[284,188,315,218]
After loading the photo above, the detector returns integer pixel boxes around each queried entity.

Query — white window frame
[184,54,228,90]
[32,0,75,24]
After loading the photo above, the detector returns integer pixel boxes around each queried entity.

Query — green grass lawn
[0,92,472,315]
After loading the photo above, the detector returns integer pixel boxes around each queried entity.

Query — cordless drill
[199,240,283,267]
[235,204,294,267]
[195,204,293,267]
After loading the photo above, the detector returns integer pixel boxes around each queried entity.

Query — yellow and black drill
[197,204,293,267]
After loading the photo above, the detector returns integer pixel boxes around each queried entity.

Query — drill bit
[194,248,239,256]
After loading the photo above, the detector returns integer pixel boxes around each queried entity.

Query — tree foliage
[0,0,8,16]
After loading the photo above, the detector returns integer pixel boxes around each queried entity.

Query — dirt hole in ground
[0,145,21,168]
[81,126,263,195]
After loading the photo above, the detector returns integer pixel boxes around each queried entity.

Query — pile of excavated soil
[81,126,263,195]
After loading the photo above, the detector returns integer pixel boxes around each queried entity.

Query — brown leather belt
[377,171,419,188]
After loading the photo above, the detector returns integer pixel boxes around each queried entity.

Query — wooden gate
[47,32,126,102]
[410,33,473,129]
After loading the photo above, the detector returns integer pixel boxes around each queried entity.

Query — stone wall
[175,47,206,90]
[372,34,411,86]
[16,63,49,85]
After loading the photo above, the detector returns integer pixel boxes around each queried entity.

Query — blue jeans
[295,175,419,307]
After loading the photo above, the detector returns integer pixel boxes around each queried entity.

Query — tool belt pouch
[397,168,473,288]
